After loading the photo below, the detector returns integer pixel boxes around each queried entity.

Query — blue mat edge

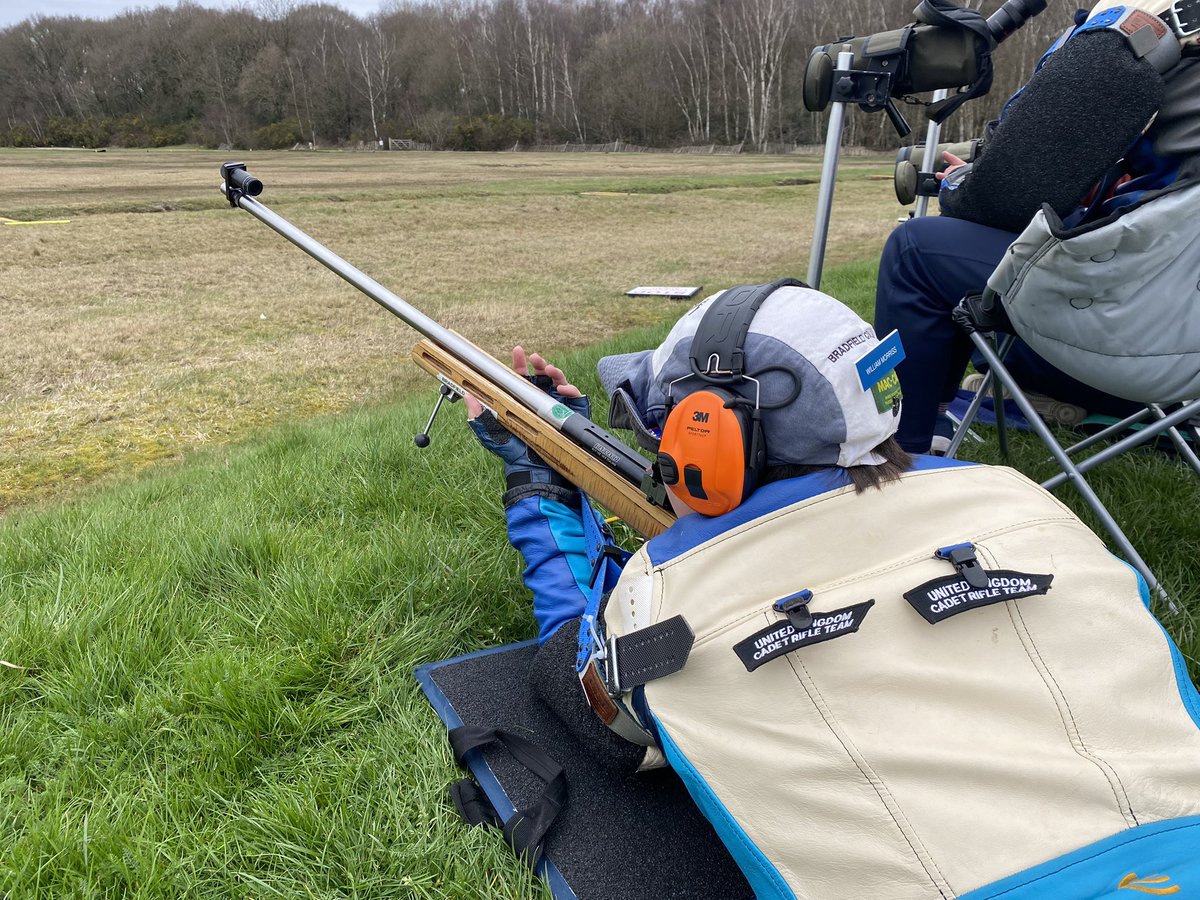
[414,640,579,900]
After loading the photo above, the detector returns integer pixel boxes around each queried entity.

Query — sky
[0,0,388,29]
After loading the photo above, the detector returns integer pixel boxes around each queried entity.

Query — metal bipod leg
[806,51,853,291]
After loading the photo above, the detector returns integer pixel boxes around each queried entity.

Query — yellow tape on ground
[3,219,71,225]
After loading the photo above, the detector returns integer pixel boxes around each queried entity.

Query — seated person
[466,279,1200,898]
[875,0,1200,453]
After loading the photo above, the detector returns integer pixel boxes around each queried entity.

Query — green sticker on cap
[550,403,574,421]
[870,370,902,414]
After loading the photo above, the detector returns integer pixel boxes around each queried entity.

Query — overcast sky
[1,0,388,29]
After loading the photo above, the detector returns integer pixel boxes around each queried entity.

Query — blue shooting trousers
[873,215,1140,453]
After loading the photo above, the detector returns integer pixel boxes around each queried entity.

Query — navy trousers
[874,215,1140,453]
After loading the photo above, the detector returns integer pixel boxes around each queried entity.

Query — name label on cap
[855,329,906,391]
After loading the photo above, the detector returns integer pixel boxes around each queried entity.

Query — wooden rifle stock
[412,339,676,538]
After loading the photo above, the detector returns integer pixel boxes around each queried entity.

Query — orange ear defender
[653,278,803,516]
[656,388,764,517]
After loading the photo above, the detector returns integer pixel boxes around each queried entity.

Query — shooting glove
[467,374,591,491]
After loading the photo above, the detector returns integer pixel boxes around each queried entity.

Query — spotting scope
[803,0,1048,134]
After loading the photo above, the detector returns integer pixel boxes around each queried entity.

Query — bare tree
[0,0,1073,151]
[347,19,397,144]
[715,0,793,150]
[658,0,713,143]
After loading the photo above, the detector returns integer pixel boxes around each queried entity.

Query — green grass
[1,257,1198,897]
[0,400,544,897]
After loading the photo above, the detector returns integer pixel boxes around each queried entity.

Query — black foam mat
[416,641,754,900]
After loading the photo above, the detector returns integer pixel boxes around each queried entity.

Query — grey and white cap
[597,283,901,469]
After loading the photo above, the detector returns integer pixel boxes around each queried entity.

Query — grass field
[1,149,1197,898]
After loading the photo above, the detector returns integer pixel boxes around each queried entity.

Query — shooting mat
[415,641,753,900]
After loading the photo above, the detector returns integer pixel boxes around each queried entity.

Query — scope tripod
[804,47,949,289]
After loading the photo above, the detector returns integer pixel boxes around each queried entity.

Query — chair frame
[946,293,1200,601]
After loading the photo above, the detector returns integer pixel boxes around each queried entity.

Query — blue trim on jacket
[646,455,975,568]
[961,562,1200,899]
[653,715,796,900]
[962,815,1200,899]
[1122,560,1200,731]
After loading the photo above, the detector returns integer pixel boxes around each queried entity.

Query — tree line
[0,0,1073,152]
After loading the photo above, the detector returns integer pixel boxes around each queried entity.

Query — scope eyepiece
[986,0,1049,44]
[893,139,981,204]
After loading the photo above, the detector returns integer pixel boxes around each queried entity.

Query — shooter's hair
[760,436,913,494]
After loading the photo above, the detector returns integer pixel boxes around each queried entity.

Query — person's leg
[997,344,1144,420]
[874,216,1017,453]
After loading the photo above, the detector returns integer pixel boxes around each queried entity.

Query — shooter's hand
[466,347,590,485]
[936,151,968,182]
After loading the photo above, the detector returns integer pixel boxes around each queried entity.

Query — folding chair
[937,169,1200,598]
[945,289,1200,598]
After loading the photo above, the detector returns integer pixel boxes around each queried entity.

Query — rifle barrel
[221,181,657,491]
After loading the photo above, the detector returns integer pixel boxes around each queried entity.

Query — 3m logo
[691,411,710,423]
[1118,873,1181,895]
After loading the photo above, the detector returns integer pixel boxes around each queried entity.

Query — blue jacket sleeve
[503,483,598,644]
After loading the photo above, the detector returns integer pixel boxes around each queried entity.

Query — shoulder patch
[733,601,874,672]
[904,571,1053,624]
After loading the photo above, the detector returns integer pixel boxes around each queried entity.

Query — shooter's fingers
[464,393,484,419]
[511,346,529,376]
[529,353,582,398]
[529,352,559,384]
[936,151,968,183]
[544,364,582,399]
